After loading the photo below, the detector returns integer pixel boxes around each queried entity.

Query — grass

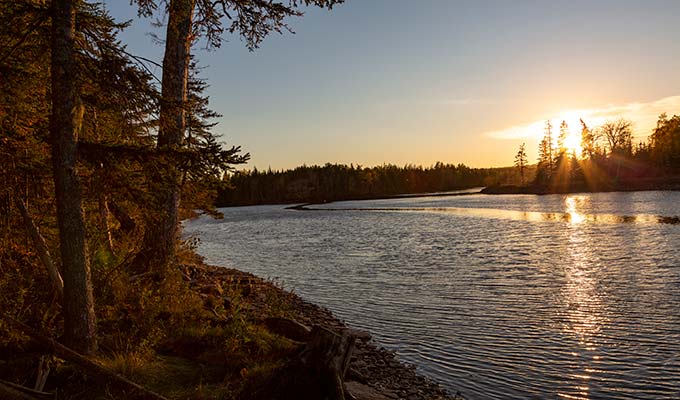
[1,240,305,400]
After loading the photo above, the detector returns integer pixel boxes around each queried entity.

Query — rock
[345,328,372,342]
[345,381,390,400]
[263,317,311,342]
[347,367,368,384]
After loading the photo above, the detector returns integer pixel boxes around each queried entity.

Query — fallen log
[6,318,169,400]
[0,381,39,400]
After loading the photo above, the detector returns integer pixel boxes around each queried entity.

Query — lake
[183,191,680,399]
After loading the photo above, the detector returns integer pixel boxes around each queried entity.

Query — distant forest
[217,163,524,206]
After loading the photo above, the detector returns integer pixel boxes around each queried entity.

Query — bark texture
[146,0,195,270]
[50,0,97,353]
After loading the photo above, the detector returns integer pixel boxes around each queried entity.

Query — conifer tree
[514,143,528,185]
[134,0,344,270]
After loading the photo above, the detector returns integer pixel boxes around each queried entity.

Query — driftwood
[259,325,356,400]
[14,196,64,298]
[6,318,169,400]
[0,382,38,400]
[33,356,49,392]
[0,379,52,400]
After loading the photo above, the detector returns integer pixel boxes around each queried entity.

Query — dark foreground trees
[2,0,347,362]
[1,0,251,352]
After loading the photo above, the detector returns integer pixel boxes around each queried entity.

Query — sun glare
[548,112,584,157]
[564,133,582,156]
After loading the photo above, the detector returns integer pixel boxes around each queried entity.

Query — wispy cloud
[486,95,680,140]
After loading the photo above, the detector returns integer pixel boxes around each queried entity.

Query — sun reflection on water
[558,195,609,399]
[565,196,586,224]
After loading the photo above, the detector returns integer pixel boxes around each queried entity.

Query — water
[183,191,680,399]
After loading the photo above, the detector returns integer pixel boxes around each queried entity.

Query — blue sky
[103,0,680,169]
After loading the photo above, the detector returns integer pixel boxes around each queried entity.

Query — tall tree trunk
[145,0,194,271]
[50,0,97,354]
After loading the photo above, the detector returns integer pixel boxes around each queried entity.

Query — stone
[345,328,372,342]
[345,381,390,400]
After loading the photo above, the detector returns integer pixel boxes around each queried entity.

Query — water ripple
[183,191,680,399]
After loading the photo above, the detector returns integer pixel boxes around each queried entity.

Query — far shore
[214,178,680,210]
[481,175,680,195]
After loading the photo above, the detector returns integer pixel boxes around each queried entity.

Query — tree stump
[258,325,356,400]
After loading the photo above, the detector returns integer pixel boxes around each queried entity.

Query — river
[183,190,680,399]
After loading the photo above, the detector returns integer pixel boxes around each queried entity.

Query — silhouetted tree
[514,143,528,185]
[580,118,596,159]
[599,118,633,156]
[535,120,554,184]
[650,113,680,170]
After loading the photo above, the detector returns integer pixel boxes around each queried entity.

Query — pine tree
[514,143,528,185]
[580,119,595,159]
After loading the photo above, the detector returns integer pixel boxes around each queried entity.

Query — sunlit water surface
[183,191,680,399]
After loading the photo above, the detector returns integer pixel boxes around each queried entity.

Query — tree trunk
[50,0,97,354]
[145,0,194,271]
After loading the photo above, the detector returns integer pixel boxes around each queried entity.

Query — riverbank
[182,261,463,400]
[0,252,462,400]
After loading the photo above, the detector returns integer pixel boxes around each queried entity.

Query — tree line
[217,162,521,206]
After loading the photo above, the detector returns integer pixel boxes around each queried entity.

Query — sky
[103,0,680,170]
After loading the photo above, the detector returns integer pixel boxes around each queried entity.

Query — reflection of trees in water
[301,203,680,225]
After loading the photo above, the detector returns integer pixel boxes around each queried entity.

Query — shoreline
[481,176,680,195]
[182,261,463,400]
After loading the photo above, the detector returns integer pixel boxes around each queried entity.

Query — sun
[563,132,582,156]
[549,112,583,157]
